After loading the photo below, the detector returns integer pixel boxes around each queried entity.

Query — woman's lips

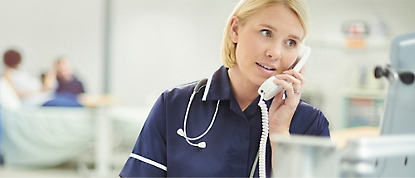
[256,62,276,75]
[256,62,276,71]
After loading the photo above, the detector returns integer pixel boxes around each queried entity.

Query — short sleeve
[119,93,168,177]
[315,110,330,137]
[290,100,330,137]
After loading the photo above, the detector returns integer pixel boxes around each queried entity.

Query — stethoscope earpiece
[176,129,185,137]
[197,142,206,149]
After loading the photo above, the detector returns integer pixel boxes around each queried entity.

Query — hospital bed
[0,76,148,176]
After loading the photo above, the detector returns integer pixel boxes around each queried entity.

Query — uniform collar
[202,66,232,101]
[203,65,273,118]
[202,65,272,104]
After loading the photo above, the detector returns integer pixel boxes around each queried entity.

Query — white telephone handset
[257,44,311,100]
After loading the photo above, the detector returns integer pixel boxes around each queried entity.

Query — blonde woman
[120,0,329,177]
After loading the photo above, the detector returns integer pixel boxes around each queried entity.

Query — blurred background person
[42,56,84,107]
[55,56,85,96]
[2,49,56,106]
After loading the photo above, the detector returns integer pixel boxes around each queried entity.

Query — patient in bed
[2,49,82,107]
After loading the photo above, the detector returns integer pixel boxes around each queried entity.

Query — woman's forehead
[246,4,304,38]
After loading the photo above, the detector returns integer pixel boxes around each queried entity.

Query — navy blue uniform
[120,66,330,177]
[42,76,84,107]
[56,76,84,95]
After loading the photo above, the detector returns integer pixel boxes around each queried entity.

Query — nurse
[120,0,330,177]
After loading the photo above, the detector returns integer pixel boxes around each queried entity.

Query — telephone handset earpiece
[257,44,311,100]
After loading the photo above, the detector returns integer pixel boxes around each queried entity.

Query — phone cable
[257,93,269,178]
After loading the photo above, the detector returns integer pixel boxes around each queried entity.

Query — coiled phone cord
[257,94,269,178]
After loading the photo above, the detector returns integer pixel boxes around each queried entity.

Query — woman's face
[229,4,304,87]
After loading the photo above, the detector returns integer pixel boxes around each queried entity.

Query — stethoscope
[175,76,219,149]
[176,72,271,178]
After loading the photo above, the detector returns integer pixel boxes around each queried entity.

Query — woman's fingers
[267,69,306,135]
[275,74,301,92]
[283,69,305,85]
[273,70,304,107]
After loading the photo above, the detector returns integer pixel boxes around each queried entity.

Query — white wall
[0,0,104,95]
[111,0,239,106]
[1,0,415,130]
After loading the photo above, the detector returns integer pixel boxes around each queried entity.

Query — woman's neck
[228,67,259,111]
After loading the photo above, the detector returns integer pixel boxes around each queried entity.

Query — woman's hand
[268,68,306,135]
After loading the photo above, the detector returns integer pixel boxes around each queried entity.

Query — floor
[0,162,125,178]
[0,166,83,178]
[0,150,128,178]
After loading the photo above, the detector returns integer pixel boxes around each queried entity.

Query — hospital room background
[0,0,414,177]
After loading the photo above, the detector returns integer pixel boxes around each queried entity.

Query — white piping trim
[129,153,167,171]
[202,74,213,101]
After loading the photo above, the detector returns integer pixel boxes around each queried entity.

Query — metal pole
[93,0,112,177]
[103,0,111,94]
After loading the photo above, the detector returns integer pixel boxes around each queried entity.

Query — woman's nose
[266,42,282,60]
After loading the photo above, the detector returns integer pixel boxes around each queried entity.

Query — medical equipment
[271,135,337,177]
[176,78,220,149]
[371,32,415,177]
[340,135,415,177]
[270,133,415,178]
[269,32,415,177]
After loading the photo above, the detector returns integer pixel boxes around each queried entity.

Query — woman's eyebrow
[259,24,301,40]
[289,35,301,41]
[259,24,277,32]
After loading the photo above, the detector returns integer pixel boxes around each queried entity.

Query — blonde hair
[220,0,310,68]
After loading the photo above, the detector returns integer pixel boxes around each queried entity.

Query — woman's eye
[261,30,271,38]
[285,40,297,47]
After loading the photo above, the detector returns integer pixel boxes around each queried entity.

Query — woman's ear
[229,16,239,43]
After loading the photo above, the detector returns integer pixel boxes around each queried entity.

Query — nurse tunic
[120,66,330,177]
